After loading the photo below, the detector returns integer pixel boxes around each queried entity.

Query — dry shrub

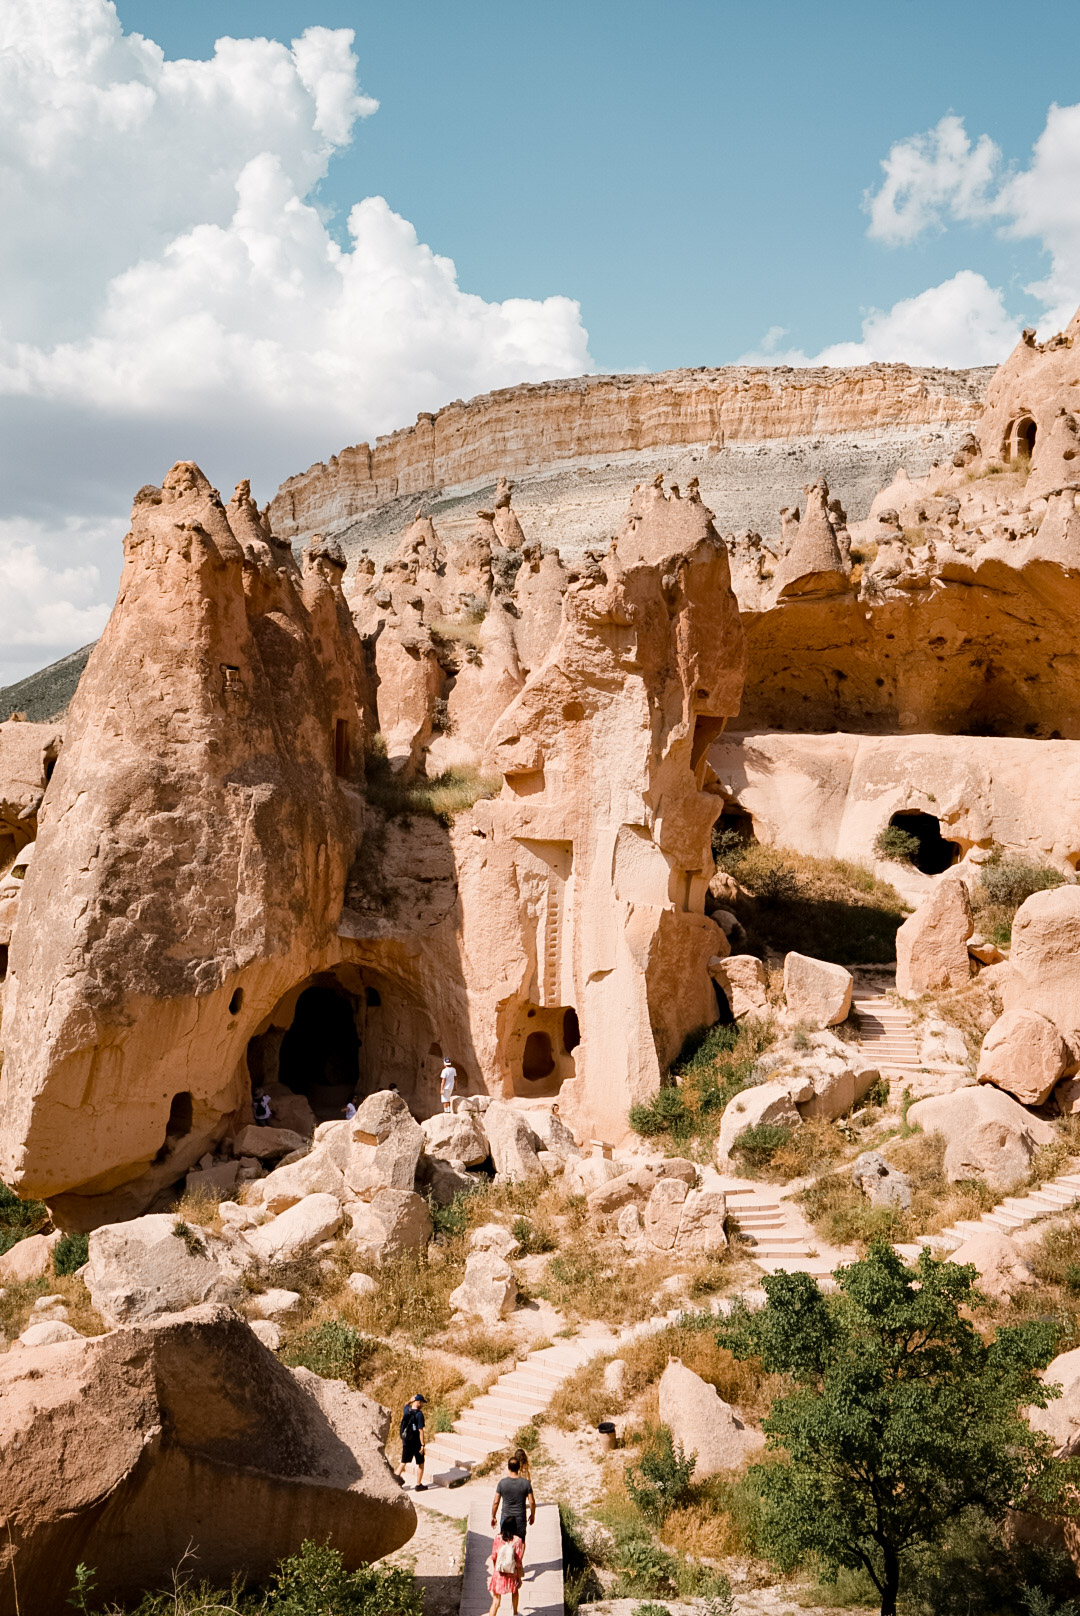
[912,973,1003,1061]
[538,1238,673,1325]
[348,1247,461,1341]
[366,1346,468,1420]
[447,1324,516,1363]
[170,1184,227,1234]
[0,1272,107,1344]
[759,1117,848,1182]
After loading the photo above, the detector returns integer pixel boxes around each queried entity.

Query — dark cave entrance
[888,810,959,876]
[712,805,756,862]
[277,982,361,1121]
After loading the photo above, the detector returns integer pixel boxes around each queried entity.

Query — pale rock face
[346,1093,425,1200]
[184,1160,239,1197]
[469,1223,521,1260]
[643,1178,689,1252]
[243,1193,344,1266]
[797,1062,880,1123]
[920,1020,969,1065]
[483,1102,544,1182]
[772,479,851,599]
[783,952,853,1027]
[1054,1075,1080,1115]
[717,1083,800,1162]
[948,1231,1036,1302]
[906,1086,1055,1190]
[0,1229,61,1284]
[449,1250,516,1322]
[247,1146,345,1216]
[347,1188,432,1265]
[249,1318,283,1350]
[1028,1346,1080,1456]
[231,1125,309,1161]
[420,1112,489,1167]
[0,1304,415,1609]
[587,1158,698,1216]
[657,1359,764,1476]
[565,1156,625,1196]
[524,1109,582,1159]
[895,879,973,998]
[603,1358,627,1397]
[674,1188,727,1252]
[977,1007,1069,1106]
[86,1213,233,1325]
[346,1271,377,1298]
[18,1320,80,1346]
[617,1203,643,1244]
[851,1151,911,1209]
[249,1288,300,1318]
[712,954,768,1019]
[1006,886,1080,1066]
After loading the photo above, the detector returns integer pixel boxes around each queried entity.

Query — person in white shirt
[440,1057,457,1112]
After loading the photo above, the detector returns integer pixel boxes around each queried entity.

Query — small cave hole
[229,988,244,1016]
[0,943,8,981]
[155,1090,193,1161]
[563,1007,581,1053]
[1013,416,1037,460]
[522,1030,556,1082]
[366,986,381,1007]
[887,811,959,875]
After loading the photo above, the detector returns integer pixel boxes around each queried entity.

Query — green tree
[717,1244,1067,1616]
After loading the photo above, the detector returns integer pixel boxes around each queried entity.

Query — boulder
[948,1231,1036,1302]
[1006,885,1080,1064]
[920,1020,969,1065]
[968,937,1005,966]
[657,1359,764,1476]
[565,1155,625,1196]
[249,1318,284,1350]
[525,1109,582,1160]
[906,1086,1055,1191]
[587,1158,698,1216]
[347,1189,432,1264]
[249,1288,300,1318]
[184,1160,239,1197]
[0,1229,61,1284]
[246,1145,345,1216]
[717,1082,800,1162]
[243,1194,344,1266]
[604,1358,627,1398]
[797,1061,880,1122]
[449,1250,516,1322]
[346,1271,377,1299]
[417,1156,475,1207]
[86,1214,233,1326]
[643,1178,689,1252]
[977,1007,1069,1107]
[469,1223,521,1259]
[783,952,853,1027]
[711,953,768,1018]
[537,1151,565,1176]
[895,878,973,998]
[345,1092,424,1200]
[1054,1075,1080,1116]
[483,1101,544,1181]
[1028,1346,1080,1457]
[0,1304,415,1611]
[232,1125,309,1162]
[18,1320,81,1347]
[674,1188,728,1253]
[851,1151,911,1209]
[419,1112,489,1167]
[617,1203,644,1244]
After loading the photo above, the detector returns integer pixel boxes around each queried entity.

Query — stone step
[455,1408,522,1439]
[495,1368,566,1394]
[1052,1174,1080,1190]
[982,1211,1027,1231]
[424,1437,481,1468]
[743,1233,809,1250]
[441,1430,499,1461]
[468,1390,548,1422]
[755,1257,836,1276]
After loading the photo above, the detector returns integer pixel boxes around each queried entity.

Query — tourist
[491,1452,534,1541]
[440,1056,457,1113]
[485,1528,524,1616]
[252,1090,272,1125]
[397,1392,427,1490]
[344,1098,357,1120]
[512,1446,532,1483]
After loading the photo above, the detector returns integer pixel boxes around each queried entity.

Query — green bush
[262,1541,424,1616]
[428,1187,474,1242]
[0,1180,48,1257]
[874,825,922,863]
[629,1086,692,1140]
[559,1502,604,1615]
[625,1426,696,1525]
[628,1018,776,1155]
[630,1603,672,1616]
[511,1215,556,1254]
[613,1536,680,1596]
[281,1322,375,1386]
[979,857,1065,907]
[53,1231,90,1275]
[731,1123,792,1170]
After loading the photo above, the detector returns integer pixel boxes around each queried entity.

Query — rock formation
[0,1304,414,1614]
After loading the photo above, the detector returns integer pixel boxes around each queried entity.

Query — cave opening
[278,983,361,1121]
[1010,415,1037,460]
[888,810,959,876]
[522,1030,556,1081]
[712,805,756,863]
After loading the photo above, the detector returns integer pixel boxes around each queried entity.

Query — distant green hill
[0,643,94,723]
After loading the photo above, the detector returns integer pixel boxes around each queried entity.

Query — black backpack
[400,1404,420,1440]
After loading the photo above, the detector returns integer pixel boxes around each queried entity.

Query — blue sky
[2,0,1079,684]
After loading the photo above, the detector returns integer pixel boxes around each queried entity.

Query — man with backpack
[397,1393,427,1490]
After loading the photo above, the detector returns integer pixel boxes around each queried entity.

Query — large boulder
[449,1250,516,1322]
[906,1086,1056,1190]
[977,1007,1069,1107]
[246,1144,346,1216]
[345,1092,424,1200]
[231,1124,309,1162]
[0,1304,415,1613]
[851,1151,911,1209]
[948,1231,1036,1303]
[783,952,853,1027]
[711,954,768,1018]
[524,1108,582,1160]
[347,1189,432,1264]
[86,1214,233,1326]
[895,878,973,998]
[673,1188,728,1253]
[587,1158,698,1216]
[482,1101,544,1182]
[0,1229,61,1284]
[657,1359,764,1476]
[643,1178,689,1252]
[565,1155,625,1196]
[796,1060,880,1122]
[1027,1346,1080,1457]
[1006,886,1080,1065]
[717,1082,800,1162]
[419,1111,489,1167]
[469,1223,521,1260]
[243,1193,344,1266]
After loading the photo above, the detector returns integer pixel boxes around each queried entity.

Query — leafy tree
[717,1244,1068,1616]
[624,1425,696,1524]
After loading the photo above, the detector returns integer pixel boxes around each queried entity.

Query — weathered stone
[711,953,768,1018]
[617,1202,643,1244]
[895,878,973,998]
[920,1019,969,1064]
[346,1271,377,1298]
[565,1156,625,1196]
[851,1151,911,1209]
[19,1320,81,1347]
[797,1062,880,1122]
[346,1189,432,1264]
[346,1093,424,1200]
[1054,1075,1080,1116]
[417,1156,474,1207]
[906,1087,1055,1190]
[86,1214,232,1326]
[977,1007,1069,1107]
[1006,885,1080,1065]
[249,1318,284,1350]
[674,1188,727,1252]
[469,1223,521,1259]
[0,1230,61,1284]
[783,952,853,1027]
[420,1111,489,1167]
[657,1359,764,1476]
[483,1101,544,1181]
[449,1250,516,1322]
[524,1108,582,1159]
[184,1160,239,1197]
[243,1194,344,1266]
[232,1125,309,1162]
[717,1082,800,1162]
[604,1358,627,1398]
[0,1304,415,1609]
[249,1288,301,1318]
[948,1231,1036,1302]
[587,1158,698,1216]
[1027,1346,1080,1457]
[246,1144,345,1216]
[644,1178,689,1252]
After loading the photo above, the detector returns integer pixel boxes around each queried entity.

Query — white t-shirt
[440,1065,457,1100]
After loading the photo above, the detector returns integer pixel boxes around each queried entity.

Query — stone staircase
[854,996,921,1073]
[895,1171,1080,1259]
[725,1185,853,1280]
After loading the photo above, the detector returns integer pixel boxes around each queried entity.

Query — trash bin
[598,1420,616,1451]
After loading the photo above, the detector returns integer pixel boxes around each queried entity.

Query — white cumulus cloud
[0,0,590,685]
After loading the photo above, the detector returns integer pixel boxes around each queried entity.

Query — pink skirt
[487,1534,524,1595]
